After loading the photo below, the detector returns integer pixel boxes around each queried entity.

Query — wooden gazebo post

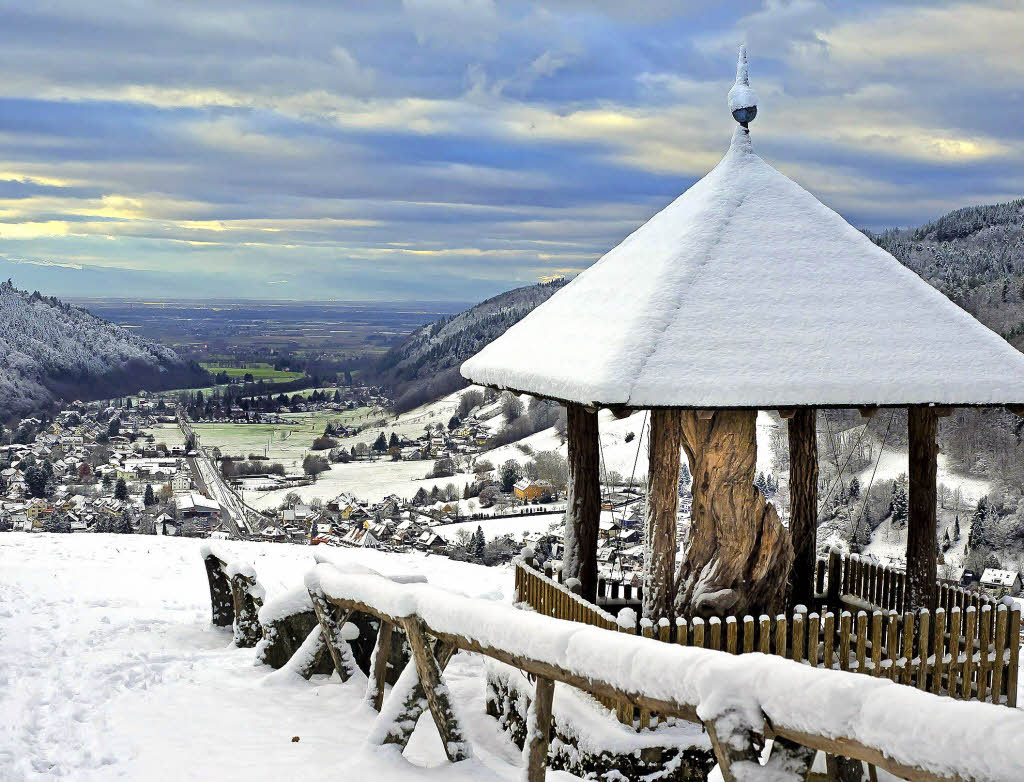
[563,403,601,602]
[906,407,939,611]
[643,409,682,621]
[785,409,818,609]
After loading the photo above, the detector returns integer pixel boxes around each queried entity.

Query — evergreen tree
[116,510,133,534]
[389,432,399,448]
[412,487,428,505]
[847,476,861,501]
[472,526,486,560]
[372,432,388,453]
[114,477,129,501]
[678,462,692,495]
[24,465,48,498]
[754,472,767,495]
[143,484,156,507]
[890,482,908,528]
[499,459,521,493]
[954,515,961,540]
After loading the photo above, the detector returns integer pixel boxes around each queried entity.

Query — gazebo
[462,48,1024,623]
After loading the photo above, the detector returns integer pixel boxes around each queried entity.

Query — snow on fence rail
[307,562,1024,782]
[516,555,1021,711]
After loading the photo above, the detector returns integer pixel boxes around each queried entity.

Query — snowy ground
[0,534,581,782]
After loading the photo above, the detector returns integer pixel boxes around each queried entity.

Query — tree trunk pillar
[675,410,793,619]
[787,409,818,609]
[643,409,682,621]
[907,407,938,612]
[563,403,601,602]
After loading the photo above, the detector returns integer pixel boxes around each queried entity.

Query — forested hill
[0,280,208,421]
[376,278,568,411]
[871,198,1024,349]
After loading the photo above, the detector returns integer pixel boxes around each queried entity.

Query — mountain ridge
[0,280,208,421]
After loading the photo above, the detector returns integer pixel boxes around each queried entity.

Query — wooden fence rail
[515,555,1020,719]
[311,563,1024,782]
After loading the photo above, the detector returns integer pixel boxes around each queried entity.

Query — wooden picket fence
[514,554,1020,730]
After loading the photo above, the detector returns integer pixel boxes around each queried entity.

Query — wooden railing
[310,562,1024,782]
[515,554,1021,712]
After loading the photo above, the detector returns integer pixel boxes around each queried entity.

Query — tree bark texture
[674,410,793,619]
[562,404,601,602]
[643,409,682,622]
[787,409,819,610]
[906,407,938,612]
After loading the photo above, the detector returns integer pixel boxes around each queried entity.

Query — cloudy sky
[0,0,1021,301]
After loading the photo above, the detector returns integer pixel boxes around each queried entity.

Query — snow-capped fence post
[562,403,601,603]
[643,408,681,623]
[201,547,234,627]
[402,616,470,762]
[225,562,265,648]
[523,675,554,782]
[825,548,842,614]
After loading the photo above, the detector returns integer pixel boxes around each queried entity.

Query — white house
[979,568,1022,594]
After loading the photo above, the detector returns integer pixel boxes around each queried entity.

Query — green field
[199,362,305,381]
[191,407,378,469]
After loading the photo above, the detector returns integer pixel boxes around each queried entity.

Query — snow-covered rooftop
[462,54,1024,409]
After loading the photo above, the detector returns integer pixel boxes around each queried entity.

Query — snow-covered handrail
[310,565,1024,782]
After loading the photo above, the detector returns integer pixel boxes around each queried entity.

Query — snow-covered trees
[302,454,330,480]
[0,280,201,420]
[499,460,521,493]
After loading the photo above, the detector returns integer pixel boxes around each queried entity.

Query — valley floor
[0,534,577,782]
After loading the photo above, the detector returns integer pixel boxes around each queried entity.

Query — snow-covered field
[0,533,573,782]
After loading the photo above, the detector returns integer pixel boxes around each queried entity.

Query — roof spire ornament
[728,45,757,127]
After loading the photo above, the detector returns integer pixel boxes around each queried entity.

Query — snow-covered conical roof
[461,62,1024,409]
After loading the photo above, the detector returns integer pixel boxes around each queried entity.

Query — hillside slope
[0,280,207,420]
[376,278,567,411]
[871,199,1024,349]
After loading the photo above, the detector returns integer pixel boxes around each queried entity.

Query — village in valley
[5,373,1023,606]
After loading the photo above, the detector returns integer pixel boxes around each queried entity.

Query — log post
[371,640,456,751]
[228,571,263,648]
[563,403,601,602]
[403,617,470,762]
[906,407,938,612]
[524,675,555,782]
[788,408,818,610]
[366,620,394,712]
[202,554,234,627]
[308,588,359,681]
[644,408,681,621]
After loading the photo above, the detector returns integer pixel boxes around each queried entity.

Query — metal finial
[728,45,757,127]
